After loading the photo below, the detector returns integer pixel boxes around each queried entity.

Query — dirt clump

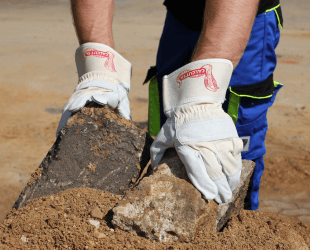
[90,207,103,220]
[0,187,309,250]
[26,167,43,186]
[87,163,96,174]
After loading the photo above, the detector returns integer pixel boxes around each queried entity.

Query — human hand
[151,59,243,203]
[56,43,132,137]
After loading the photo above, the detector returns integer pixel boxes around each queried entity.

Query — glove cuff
[75,43,132,87]
[163,59,233,112]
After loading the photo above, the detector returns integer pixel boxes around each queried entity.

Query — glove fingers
[92,93,119,109]
[63,88,87,111]
[117,96,132,120]
[199,147,232,203]
[212,138,242,192]
[232,137,243,156]
[175,143,218,200]
[225,158,242,192]
[117,84,129,100]
[68,94,92,112]
[151,122,174,167]
[56,82,131,137]
[212,176,234,204]
[56,109,72,137]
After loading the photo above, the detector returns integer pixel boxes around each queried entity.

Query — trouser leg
[250,156,265,210]
[243,156,265,210]
[152,9,282,210]
[155,11,200,127]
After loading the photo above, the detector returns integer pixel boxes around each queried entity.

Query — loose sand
[1,188,309,249]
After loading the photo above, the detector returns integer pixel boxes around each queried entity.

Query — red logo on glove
[176,64,219,92]
[84,48,117,72]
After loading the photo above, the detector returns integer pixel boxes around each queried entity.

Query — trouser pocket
[226,77,283,160]
[226,80,282,210]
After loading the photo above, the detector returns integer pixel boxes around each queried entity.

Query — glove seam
[179,133,238,141]
[78,71,120,85]
[211,174,227,182]
[176,117,238,142]
[177,116,232,125]
[226,164,242,179]
[177,117,234,130]
[164,97,225,113]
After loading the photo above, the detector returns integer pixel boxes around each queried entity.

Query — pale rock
[112,163,217,242]
[89,219,100,229]
[20,235,28,242]
[112,149,254,242]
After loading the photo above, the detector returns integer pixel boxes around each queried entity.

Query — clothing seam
[229,87,273,99]
[164,97,225,113]
[179,133,238,141]
[265,4,280,13]
[226,166,242,179]
[78,71,120,86]
[178,117,232,127]
[228,80,283,99]
[261,13,267,85]
[274,9,283,29]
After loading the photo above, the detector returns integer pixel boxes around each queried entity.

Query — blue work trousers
[155,10,282,210]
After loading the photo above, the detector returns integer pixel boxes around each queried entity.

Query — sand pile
[0,187,309,250]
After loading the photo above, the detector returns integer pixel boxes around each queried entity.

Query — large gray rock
[13,104,153,210]
[112,162,218,242]
[112,149,254,242]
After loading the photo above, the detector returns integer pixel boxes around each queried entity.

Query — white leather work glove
[151,59,243,204]
[56,43,132,137]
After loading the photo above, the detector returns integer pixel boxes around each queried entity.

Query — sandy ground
[0,0,309,226]
[2,188,310,249]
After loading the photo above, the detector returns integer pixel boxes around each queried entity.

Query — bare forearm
[71,0,114,48]
[192,0,259,68]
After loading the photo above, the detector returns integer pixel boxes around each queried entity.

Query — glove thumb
[56,109,72,137]
[117,96,132,121]
[150,121,174,167]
